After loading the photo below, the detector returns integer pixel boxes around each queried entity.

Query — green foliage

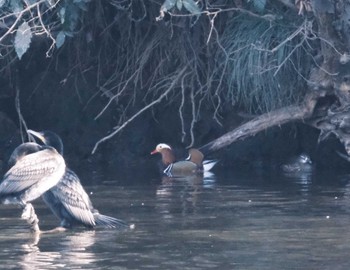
[252,0,266,12]
[60,0,90,35]
[0,1,319,147]
[182,0,201,14]
[0,0,90,60]
[9,0,22,13]
[218,15,311,112]
[162,0,176,11]
[56,31,66,49]
[161,0,200,14]
[176,0,182,10]
[14,21,32,60]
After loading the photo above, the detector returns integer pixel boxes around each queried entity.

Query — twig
[95,69,139,120]
[188,86,196,148]
[0,0,47,43]
[15,78,29,143]
[91,65,189,154]
[180,72,187,143]
[36,4,56,57]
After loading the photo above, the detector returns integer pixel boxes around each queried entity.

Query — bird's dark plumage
[43,168,127,229]
[28,130,128,229]
[0,141,66,207]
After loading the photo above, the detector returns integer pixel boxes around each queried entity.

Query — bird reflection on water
[280,153,314,193]
[156,173,217,220]
[19,230,97,270]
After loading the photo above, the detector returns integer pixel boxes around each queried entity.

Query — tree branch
[91,65,189,154]
[200,91,324,154]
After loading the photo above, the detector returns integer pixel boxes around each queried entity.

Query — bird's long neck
[7,143,43,168]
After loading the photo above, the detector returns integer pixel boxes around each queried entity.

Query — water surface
[1,169,350,269]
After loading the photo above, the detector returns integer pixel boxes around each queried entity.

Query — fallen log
[200,91,325,155]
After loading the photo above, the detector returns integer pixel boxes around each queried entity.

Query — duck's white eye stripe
[157,143,171,150]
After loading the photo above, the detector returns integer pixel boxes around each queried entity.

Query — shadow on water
[2,166,350,269]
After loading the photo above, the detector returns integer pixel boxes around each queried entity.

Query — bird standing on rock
[151,143,217,177]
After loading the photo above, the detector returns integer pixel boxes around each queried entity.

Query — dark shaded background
[1,1,349,180]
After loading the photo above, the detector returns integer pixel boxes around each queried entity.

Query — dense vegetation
[0,0,350,172]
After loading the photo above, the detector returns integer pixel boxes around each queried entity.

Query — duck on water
[0,130,131,231]
[150,143,218,177]
[281,153,313,173]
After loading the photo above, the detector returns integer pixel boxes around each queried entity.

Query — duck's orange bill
[150,149,158,155]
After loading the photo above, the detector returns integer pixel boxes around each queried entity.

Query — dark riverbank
[1,80,349,181]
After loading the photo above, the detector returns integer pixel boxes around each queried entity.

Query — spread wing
[0,149,63,195]
[48,169,95,226]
